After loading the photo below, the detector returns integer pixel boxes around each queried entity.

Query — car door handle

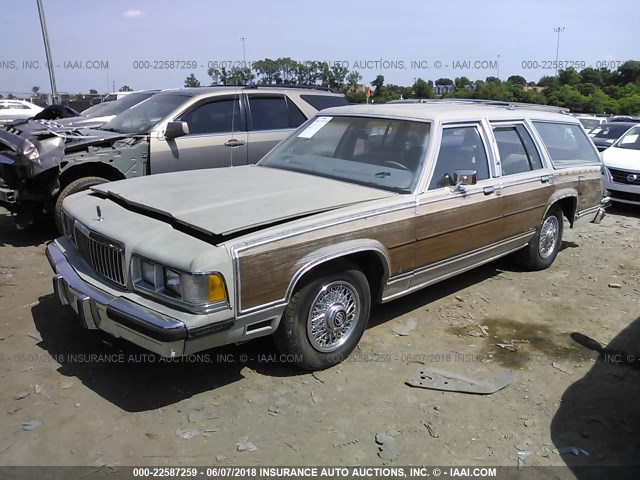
[224,139,245,148]
[540,175,550,183]
[483,186,495,195]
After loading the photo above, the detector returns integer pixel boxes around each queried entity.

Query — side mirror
[450,169,477,194]
[164,121,189,140]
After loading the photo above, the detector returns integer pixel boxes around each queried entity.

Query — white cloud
[123,9,144,18]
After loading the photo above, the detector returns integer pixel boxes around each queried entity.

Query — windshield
[99,93,188,134]
[578,118,601,130]
[590,124,634,139]
[83,91,158,118]
[614,126,640,150]
[258,115,431,193]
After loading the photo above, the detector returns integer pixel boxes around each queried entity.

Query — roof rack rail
[387,98,569,113]
[242,84,338,93]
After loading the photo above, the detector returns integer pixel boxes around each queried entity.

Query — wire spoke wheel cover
[538,215,559,258]
[307,281,361,353]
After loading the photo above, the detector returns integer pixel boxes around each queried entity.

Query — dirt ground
[0,204,638,474]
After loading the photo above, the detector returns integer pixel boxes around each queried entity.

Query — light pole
[554,26,565,77]
[497,54,500,79]
[36,0,58,104]
[240,37,247,66]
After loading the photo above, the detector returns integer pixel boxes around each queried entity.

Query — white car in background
[0,100,44,125]
[602,124,640,205]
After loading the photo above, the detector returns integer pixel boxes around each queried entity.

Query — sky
[1,0,639,96]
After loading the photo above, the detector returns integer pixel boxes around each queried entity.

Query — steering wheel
[383,160,408,170]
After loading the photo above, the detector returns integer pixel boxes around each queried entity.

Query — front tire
[54,176,108,233]
[515,206,563,271]
[274,263,371,371]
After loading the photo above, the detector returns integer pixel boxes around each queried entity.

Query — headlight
[140,260,157,286]
[164,268,181,296]
[21,139,40,163]
[132,256,228,312]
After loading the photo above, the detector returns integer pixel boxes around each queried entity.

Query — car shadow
[550,316,640,479]
[31,295,304,413]
[368,261,502,328]
[29,245,583,413]
[0,211,58,247]
[607,203,640,220]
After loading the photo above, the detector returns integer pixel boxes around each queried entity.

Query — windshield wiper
[375,171,391,178]
[98,127,122,133]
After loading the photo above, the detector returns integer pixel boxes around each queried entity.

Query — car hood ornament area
[96,205,103,221]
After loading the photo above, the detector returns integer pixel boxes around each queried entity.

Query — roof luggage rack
[242,84,338,93]
[387,98,569,113]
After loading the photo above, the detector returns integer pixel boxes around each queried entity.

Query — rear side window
[532,121,600,167]
[493,125,543,175]
[248,96,307,130]
[300,94,349,110]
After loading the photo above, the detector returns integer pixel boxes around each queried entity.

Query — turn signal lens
[208,274,226,303]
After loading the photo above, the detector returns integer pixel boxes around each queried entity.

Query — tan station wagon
[46,101,608,370]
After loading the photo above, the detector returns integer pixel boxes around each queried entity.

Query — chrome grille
[609,168,640,185]
[73,223,126,287]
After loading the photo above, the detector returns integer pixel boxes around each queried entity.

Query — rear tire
[54,176,108,233]
[514,206,563,271]
[274,263,371,371]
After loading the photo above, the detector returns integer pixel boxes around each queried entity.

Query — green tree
[119,85,133,92]
[579,67,603,87]
[454,76,472,89]
[414,78,434,98]
[31,86,40,94]
[184,73,200,87]
[507,75,527,86]
[558,67,581,86]
[184,73,201,87]
[616,60,640,85]
[89,88,98,94]
[371,75,385,96]
[435,77,453,85]
[346,71,362,92]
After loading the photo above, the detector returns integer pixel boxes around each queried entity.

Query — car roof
[319,101,577,123]
[154,85,344,98]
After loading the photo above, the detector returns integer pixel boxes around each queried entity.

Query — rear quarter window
[300,94,349,111]
[532,121,600,168]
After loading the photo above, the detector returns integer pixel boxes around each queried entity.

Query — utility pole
[497,54,500,79]
[36,0,58,104]
[554,26,565,77]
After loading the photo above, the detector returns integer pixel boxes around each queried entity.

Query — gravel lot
[0,205,638,473]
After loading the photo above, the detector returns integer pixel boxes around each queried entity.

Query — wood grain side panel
[238,210,416,311]
[415,195,503,241]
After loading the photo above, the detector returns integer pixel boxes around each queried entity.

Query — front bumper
[45,241,237,357]
[602,169,640,206]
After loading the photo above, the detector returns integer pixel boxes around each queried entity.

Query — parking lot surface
[0,206,638,470]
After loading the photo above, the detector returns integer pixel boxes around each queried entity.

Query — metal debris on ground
[21,420,42,431]
[608,283,622,288]
[14,391,30,400]
[553,446,589,456]
[268,405,280,416]
[187,405,218,423]
[406,367,517,394]
[175,428,200,440]
[375,432,399,460]
[496,343,517,351]
[420,420,439,438]
[237,437,257,452]
[517,450,532,470]
[392,318,417,336]
[552,362,574,375]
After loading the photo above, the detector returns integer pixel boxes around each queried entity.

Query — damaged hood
[90,166,394,236]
